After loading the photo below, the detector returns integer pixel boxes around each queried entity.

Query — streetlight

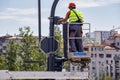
[38,0,41,42]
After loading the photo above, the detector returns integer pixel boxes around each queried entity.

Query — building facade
[114,54,120,80]
[89,33,120,80]
[69,33,120,80]
[0,35,22,55]
[88,31,118,44]
[0,35,11,55]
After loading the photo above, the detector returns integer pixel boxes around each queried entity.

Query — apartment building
[0,35,22,55]
[114,54,120,80]
[87,31,118,44]
[0,35,11,55]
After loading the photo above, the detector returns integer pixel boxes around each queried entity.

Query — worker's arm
[58,11,70,24]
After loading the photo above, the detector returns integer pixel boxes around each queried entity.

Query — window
[72,66,75,71]
[3,46,6,50]
[92,61,95,64]
[0,49,2,53]
[84,47,90,53]
[117,42,119,46]
[101,48,103,51]
[106,66,108,70]
[95,54,97,57]
[110,65,113,71]
[0,43,2,46]
[95,48,96,51]
[99,54,104,58]
[116,73,119,76]
[106,54,111,58]
[2,40,5,42]
[111,72,113,77]
[91,48,93,51]
[111,60,113,64]
[91,53,93,57]
[77,66,79,71]
[88,66,90,70]
[99,47,101,51]
[115,61,119,64]
[92,67,96,70]
[99,61,101,64]
[84,47,89,51]
[106,60,108,64]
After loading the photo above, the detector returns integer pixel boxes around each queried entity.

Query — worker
[58,2,84,52]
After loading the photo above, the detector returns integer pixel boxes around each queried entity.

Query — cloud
[0,8,37,16]
[17,17,38,26]
[0,7,50,25]
[0,15,17,19]
[0,8,38,26]
[0,8,37,20]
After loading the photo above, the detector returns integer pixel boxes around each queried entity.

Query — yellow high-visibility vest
[69,9,84,23]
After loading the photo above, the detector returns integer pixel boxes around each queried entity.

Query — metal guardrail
[67,23,91,54]
[0,70,89,79]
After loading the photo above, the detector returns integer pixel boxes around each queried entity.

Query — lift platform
[68,52,91,63]
[68,52,91,70]
[64,23,91,68]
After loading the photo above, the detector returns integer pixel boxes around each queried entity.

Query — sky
[0,0,120,36]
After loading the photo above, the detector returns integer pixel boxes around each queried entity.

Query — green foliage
[4,26,46,71]
[102,73,106,80]
[54,26,69,70]
[18,27,46,71]
[54,26,63,56]
[102,73,113,80]
[104,76,112,80]
[95,77,98,80]
[0,54,7,69]
[6,39,20,71]
[0,26,64,71]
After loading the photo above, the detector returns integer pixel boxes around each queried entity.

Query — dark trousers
[69,24,83,52]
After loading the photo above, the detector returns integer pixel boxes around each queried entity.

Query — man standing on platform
[59,2,84,52]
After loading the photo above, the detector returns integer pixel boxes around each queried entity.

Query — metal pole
[38,0,41,42]
[47,0,59,71]
[49,0,59,37]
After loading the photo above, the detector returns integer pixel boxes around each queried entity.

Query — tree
[5,26,46,71]
[105,76,112,80]
[95,77,98,80]
[102,73,113,80]
[19,27,46,71]
[0,54,7,70]
[6,39,20,71]
[102,73,106,80]
[54,26,69,70]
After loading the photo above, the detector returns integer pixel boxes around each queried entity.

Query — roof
[0,36,12,40]
[6,37,22,40]
[84,43,104,47]
[110,33,120,37]
[114,33,120,37]
[84,43,117,50]
[104,46,115,50]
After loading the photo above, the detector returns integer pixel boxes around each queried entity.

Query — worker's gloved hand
[58,19,63,24]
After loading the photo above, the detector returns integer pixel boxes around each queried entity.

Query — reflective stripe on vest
[69,9,84,23]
